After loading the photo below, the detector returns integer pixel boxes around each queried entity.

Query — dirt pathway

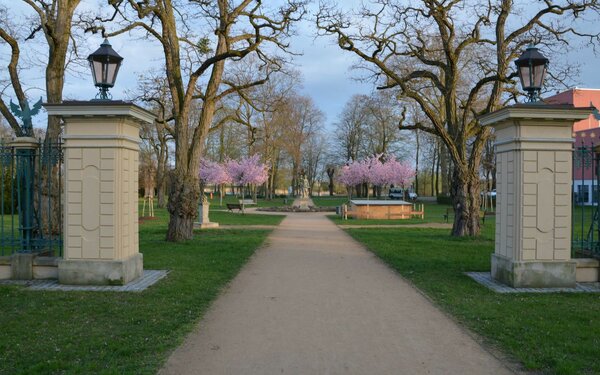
[160,212,514,375]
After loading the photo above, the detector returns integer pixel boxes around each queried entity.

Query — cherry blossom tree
[200,160,231,206]
[338,155,415,200]
[385,158,417,200]
[226,155,269,212]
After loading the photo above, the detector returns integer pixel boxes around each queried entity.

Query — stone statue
[301,176,309,198]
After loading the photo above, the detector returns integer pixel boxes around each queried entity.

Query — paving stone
[466,272,600,293]
[0,270,167,292]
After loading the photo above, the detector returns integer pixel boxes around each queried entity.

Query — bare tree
[281,94,324,196]
[127,70,174,208]
[0,0,82,142]
[303,131,327,196]
[334,94,368,162]
[318,0,600,236]
[92,0,306,241]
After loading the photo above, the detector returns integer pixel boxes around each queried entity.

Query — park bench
[226,203,243,212]
[239,199,256,206]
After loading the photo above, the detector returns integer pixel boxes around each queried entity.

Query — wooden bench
[226,203,243,212]
[239,199,256,206]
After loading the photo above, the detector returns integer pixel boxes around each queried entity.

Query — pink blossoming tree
[226,155,269,212]
[337,155,415,200]
[199,160,231,206]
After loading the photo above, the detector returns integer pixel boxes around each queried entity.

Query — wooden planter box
[348,200,424,220]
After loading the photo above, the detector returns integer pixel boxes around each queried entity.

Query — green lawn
[0,209,272,374]
[209,210,285,226]
[311,196,349,207]
[329,202,454,225]
[206,194,290,209]
[141,198,285,226]
[345,222,600,375]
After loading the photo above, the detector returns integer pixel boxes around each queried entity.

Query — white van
[389,188,417,201]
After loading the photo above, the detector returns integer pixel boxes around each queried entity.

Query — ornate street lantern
[87,39,123,100]
[515,45,549,103]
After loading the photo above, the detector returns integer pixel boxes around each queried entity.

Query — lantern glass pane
[106,63,118,86]
[532,64,547,89]
[519,66,531,89]
[112,64,121,86]
[91,61,104,85]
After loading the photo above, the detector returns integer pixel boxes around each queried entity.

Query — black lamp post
[515,45,549,103]
[87,39,123,100]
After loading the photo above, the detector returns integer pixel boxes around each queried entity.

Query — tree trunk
[435,144,441,196]
[326,167,335,196]
[450,167,481,236]
[415,129,420,196]
[166,171,200,241]
[440,145,450,196]
[430,146,436,197]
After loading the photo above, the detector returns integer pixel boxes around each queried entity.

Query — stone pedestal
[480,104,591,288]
[45,101,155,285]
[196,200,219,229]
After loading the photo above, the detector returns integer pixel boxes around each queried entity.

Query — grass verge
[207,195,290,209]
[209,210,285,226]
[0,210,272,374]
[311,196,349,207]
[344,222,600,375]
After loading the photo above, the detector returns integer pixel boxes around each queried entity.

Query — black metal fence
[0,139,63,257]
[572,142,600,258]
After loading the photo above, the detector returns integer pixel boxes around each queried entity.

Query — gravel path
[160,211,515,375]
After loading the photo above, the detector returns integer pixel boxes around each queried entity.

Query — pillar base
[194,222,219,229]
[11,253,35,280]
[58,253,143,286]
[491,254,576,288]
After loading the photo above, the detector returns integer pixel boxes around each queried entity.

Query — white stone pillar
[196,196,219,229]
[45,101,155,285]
[480,104,591,288]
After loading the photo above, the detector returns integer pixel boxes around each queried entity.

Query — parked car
[389,188,418,201]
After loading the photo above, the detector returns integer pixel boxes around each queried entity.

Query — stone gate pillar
[45,101,155,285]
[480,104,591,288]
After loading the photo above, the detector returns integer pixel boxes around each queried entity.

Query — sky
[2,1,600,132]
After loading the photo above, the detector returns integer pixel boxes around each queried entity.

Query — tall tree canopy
[92,0,306,241]
[317,0,600,236]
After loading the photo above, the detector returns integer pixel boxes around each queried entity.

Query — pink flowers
[199,155,268,186]
[199,160,231,185]
[225,154,269,186]
[337,155,416,189]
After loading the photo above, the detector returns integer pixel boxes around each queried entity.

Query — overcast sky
[3,1,600,132]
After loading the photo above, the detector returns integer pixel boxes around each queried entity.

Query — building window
[578,184,590,204]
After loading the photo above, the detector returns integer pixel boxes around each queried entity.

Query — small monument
[196,194,219,229]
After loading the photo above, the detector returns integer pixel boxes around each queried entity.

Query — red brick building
[544,87,600,205]
[546,88,600,131]
[547,89,600,204]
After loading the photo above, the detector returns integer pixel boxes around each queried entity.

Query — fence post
[480,104,592,288]
[45,101,155,285]
[11,137,39,254]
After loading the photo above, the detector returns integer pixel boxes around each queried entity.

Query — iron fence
[572,142,600,258]
[0,139,63,257]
